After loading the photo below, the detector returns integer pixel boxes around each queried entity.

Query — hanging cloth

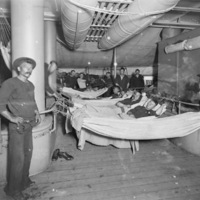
[0,42,11,70]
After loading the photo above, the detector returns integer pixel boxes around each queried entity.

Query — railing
[0,94,73,154]
[128,86,200,114]
[150,94,200,114]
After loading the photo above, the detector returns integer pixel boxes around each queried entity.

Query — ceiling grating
[85,0,132,42]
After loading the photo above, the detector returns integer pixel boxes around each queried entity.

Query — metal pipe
[176,52,179,96]
[165,36,200,54]
[173,6,200,13]
[113,48,117,78]
[151,23,197,30]
[98,0,180,50]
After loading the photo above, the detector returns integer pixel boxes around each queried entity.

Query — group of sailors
[45,63,182,121]
[58,67,146,99]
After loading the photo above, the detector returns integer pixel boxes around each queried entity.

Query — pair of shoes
[58,151,74,161]
[52,148,60,161]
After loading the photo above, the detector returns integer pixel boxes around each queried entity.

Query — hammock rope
[0,8,11,70]
[0,8,11,46]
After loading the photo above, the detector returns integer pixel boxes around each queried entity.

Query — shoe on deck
[58,151,74,161]
[52,148,60,161]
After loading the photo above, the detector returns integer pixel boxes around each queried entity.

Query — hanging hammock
[67,103,200,153]
[71,104,200,140]
[62,87,108,99]
[0,8,11,70]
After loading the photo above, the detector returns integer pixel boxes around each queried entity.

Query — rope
[0,8,11,46]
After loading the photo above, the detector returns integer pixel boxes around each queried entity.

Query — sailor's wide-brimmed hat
[13,57,36,70]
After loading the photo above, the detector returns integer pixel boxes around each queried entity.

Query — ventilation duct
[98,0,180,50]
[61,0,98,50]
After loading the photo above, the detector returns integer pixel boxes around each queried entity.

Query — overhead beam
[173,6,200,13]
[0,6,200,21]
[151,22,200,30]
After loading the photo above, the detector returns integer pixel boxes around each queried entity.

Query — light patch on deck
[154,149,174,163]
[117,150,131,174]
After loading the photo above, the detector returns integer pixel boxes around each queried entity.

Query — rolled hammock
[165,36,200,54]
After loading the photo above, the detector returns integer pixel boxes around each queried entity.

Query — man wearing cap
[0,57,41,200]
[129,69,145,93]
[115,67,129,94]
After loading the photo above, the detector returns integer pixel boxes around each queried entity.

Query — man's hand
[1,110,23,125]
[11,116,24,125]
[35,110,41,125]
[53,92,61,99]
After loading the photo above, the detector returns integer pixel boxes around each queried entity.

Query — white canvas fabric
[71,105,200,140]
[62,87,108,99]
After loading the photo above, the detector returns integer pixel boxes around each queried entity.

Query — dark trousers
[5,122,33,195]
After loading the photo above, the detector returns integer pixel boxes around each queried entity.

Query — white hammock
[71,105,200,140]
[62,87,108,99]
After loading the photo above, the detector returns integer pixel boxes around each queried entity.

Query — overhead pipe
[113,48,117,78]
[61,0,98,50]
[98,0,180,50]
[165,36,200,54]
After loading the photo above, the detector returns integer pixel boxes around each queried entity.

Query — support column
[10,0,55,177]
[11,0,45,112]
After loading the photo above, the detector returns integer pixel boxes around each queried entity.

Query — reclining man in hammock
[110,85,123,99]
[116,90,143,112]
[120,96,167,119]
[128,97,167,118]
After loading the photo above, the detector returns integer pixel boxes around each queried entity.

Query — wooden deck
[1,115,200,200]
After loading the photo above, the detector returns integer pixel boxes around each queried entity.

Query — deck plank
[1,115,200,200]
